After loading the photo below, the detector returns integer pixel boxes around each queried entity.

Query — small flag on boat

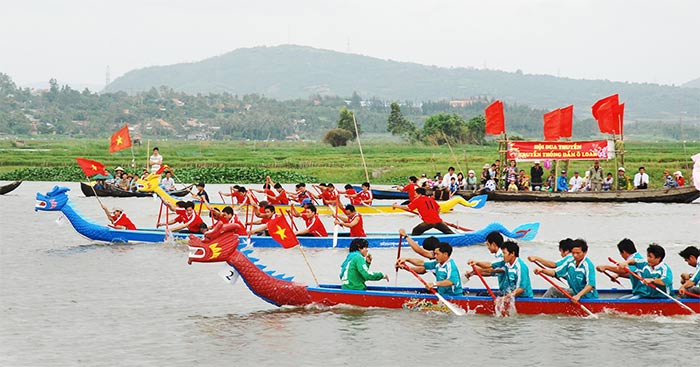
[268,215,299,249]
[109,125,132,153]
[75,157,109,177]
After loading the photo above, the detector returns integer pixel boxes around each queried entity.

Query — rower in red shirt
[397,176,420,203]
[335,204,366,237]
[158,201,205,233]
[219,185,246,204]
[338,184,361,205]
[295,204,328,237]
[392,187,453,236]
[101,204,136,230]
[247,205,277,235]
[314,183,339,205]
[356,182,374,206]
[270,183,290,205]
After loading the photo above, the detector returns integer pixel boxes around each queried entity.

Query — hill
[683,77,700,88]
[105,45,700,119]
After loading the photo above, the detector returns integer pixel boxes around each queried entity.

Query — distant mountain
[105,45,700,119]
[683,77,700,88]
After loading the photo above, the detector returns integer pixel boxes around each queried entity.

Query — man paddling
[469,241,533,299]
[595,238,646,299]
[466,232,506,291]
[615,243,673,299]
[678,246,700,297]
[100,204,136,230]
[397,242,463,297]
[334,204,366,237]
[392,187,453,236]
[398,228,439,260]
[535,239,598,301]
[528,238,573,273]
[294,204,328,237]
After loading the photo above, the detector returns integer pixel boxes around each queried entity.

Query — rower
[100,204,136,230]
[397,242,463,297]
[334,204,366,237]
[340,238,388,290]
[534,239,598,300]
[392,187,454,236]
[469,241,533,298]
[294,204,328,237]
[615,243,673,299]
[466,232,507,295]
[678,246,700,297]
[596,238,646,299]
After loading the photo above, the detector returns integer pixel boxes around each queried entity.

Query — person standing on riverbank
[149,147,163,174]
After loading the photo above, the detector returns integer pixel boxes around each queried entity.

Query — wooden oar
[680,290,700,299]
[402,264,466,316]
[532,260,567,286]
[471,265,497,300]
[395,206,472,232]
[535,271,598,318]
[608,257,696,314]
[394,235,403,286]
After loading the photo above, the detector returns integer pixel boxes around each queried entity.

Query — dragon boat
[187,227,700,317]
[0,180,22,195]
[35,185,538,247]
[136,175,484,215]
[80,181,191,198]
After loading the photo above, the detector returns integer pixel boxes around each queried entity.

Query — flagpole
[352,112,370,183]
[297,246,320,286]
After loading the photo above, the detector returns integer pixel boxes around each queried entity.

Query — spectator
[633,166,649,189]
[569,170,583,192]
[530,161,544,191]
[589,160,604,191]
[674,171,685,187]
[663,170,678,188]
[557,170,569,191]
[480,164,491,188]
[465,170,478,192]
[616,167,631,190]
[602,173,614,191]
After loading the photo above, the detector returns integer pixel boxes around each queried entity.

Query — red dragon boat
[187,225,700,317]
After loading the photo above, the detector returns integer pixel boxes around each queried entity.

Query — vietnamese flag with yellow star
[109,125,132,153]
[75,157,109,177]
[268,215,299,248]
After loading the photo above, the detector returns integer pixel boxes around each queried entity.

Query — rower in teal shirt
[596,238,646,299]
[399,242,463,297]
[633,244,673,299]
[537,239,598,300]
[493,241,533,298]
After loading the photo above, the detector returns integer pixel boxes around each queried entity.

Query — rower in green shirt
[340,238,388,290]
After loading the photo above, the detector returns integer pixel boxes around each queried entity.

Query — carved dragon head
[135,174,162,193]
[187,222,241,264]
[35,186,70,212]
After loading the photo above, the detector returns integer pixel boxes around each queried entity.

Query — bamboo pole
[352,112,370,183]
[442,131,463,173]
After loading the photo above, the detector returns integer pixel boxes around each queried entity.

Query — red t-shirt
[111,213,136,230]
[232,215,247,235]
[358,190,373,205]
[175,207,204,232]
[344,188,361,205]
[402,183,419,202]
[407,196,442,224]
[321,190,338,204]
[306,215,328,237]
[347,212,365,237]
[232,191,245,204]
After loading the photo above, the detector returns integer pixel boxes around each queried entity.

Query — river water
[1,181,699,366]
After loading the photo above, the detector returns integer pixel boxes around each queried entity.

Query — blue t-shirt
[636,262,673,298]
[555,256,598,299]
[627,252,647,296]
[491,249,509,292]
[691,262,700,285]
[493,257,533,297]
[557,176,569,191]
[424,258,463,297]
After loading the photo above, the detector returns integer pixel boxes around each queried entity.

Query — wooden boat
[352,185,408,200]
[0,181,22,195]
[34,185,538,246]
[81,181,191,198]
[187,228,700,316]
[137,175,482,215]
[442,185,700,204]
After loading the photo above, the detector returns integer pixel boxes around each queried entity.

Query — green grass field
[0,138,696,186]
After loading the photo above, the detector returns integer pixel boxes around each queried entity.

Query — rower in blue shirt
[622,244,673,299]
[398,242,463,297]
[536,239,598,300]
[528,238,573,274]
[597,238,646,299]
[678,246,700,298]
[492,241,533,298]
[467,232,509,296]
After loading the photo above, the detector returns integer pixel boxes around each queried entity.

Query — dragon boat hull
[136,175,475,215]
[187,230,699,317]
[0,180,22,195]
[81,181,190,198]
[35,186,537,246]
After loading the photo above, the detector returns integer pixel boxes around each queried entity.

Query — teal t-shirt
[493,257,533,297]
[636,262,673,298]
[555,256,598,299]
[424,258,463,297]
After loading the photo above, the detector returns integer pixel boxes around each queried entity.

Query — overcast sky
[2,0,698,89]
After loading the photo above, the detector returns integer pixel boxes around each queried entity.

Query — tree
[465,115,486,145]
[336,107,359,139]
[323,128,353,147]
[421,113,469,145]
[386,102,417,140]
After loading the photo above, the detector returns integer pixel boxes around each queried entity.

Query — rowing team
[378,233,699,300]
[218,181,375,207]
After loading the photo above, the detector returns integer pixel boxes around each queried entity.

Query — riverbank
[0,138,696,185]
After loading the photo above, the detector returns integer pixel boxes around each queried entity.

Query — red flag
[543,108,561,141]
[109,125,132,153]
[614,103,624,135]
[75,157,109,177]
[155,164,170,175]
[268,215,299,249]
[595,99,623,134]
[485,100,505,135]
[592,94,618,121]
[559,105,573,138]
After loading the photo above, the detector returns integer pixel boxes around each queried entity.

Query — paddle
[394,235,403,286]
[470,265,497,300]
[330,203,339,248]
[535,271,598,318]
[680,290,700,299]
[532,260,567,286]
[395,206,473,232]
[402,264,466,316]
[608,257,696,314]
[603,269,624,286]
